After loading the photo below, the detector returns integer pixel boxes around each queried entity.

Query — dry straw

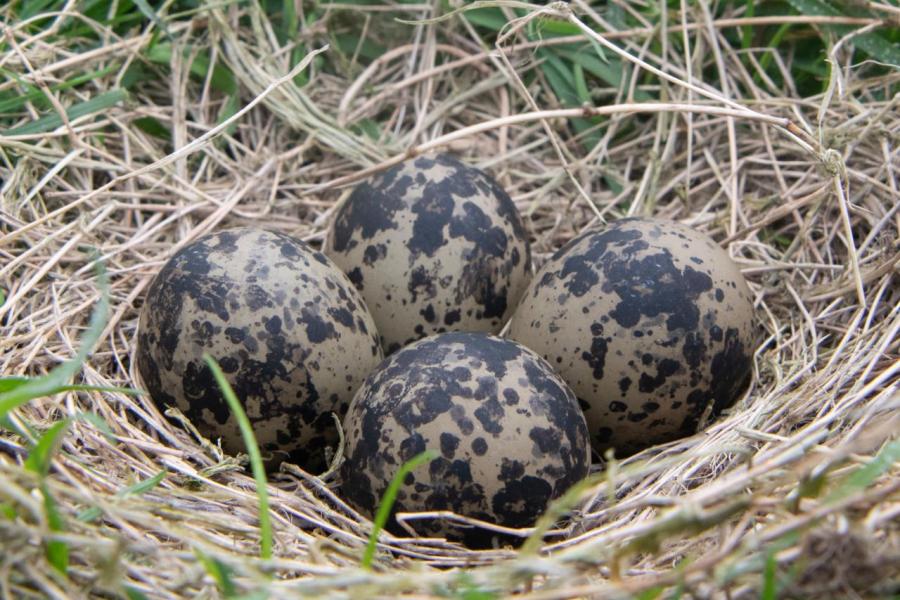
[1,1,898,598]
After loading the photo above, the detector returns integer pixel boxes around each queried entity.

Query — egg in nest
[137,228,384,470]
[340,332,591,548]
[324,154,532,354]
[508,218,756,456]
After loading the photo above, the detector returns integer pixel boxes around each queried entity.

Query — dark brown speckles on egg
[324,154,532,354]
[508,218,756,456]
[136,228,384,471]
[339,332,590,548]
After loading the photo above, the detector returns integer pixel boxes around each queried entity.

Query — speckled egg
[137,228,383,470]
[324,154,532,354]
[340,332,590,547]
[508,218,755,456]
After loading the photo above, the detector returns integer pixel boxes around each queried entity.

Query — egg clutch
[136,154,755,546]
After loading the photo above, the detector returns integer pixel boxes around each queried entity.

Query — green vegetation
[204,355,274,560]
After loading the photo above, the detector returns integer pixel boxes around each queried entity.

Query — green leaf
[123,469,167,496]
[534,19,581,37]
[573,63,590,105]
[757,23,793,80]
[555,49,645,98]
[282,0,298,43]
[635,587,664,600]
[449,573,496,600]
[520,471,602,555]
[0,258,109,420]
[463,7,508,31]
[352,119,382,141]
[760,549,778,600]
[78,469,167,522]
[3,89,128,136]
[785,0,900,66]
[217,95,241,129]
[204,355,272,560]
[124,587,151,600]
[0,379,140,397]
[17,0,59,21]
[826,439,900,504]
[25,420,72,477]
[132,0,170,37]
[0,377,29,394]
[361,449,438,570]
[146,44,237,95]
[0,65,118,116]
[539,49,579,106]
[40,482,68,574]
[333,34,386,62]
[0,503,15,519]
[133,116,171,141]
[194,548,237,598]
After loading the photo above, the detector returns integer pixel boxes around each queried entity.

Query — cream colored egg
[508,218,755,456]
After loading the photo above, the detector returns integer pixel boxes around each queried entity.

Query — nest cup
[0,2,898,597]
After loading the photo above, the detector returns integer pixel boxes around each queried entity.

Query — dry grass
[1,1,898,598]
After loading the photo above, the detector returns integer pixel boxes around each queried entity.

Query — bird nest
[1,2,898,598]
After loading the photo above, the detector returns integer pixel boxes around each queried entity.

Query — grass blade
[0,258,109,420]
[194,548,237,597]
[0,378,142,397]
[132,0,170,37]
[826,438,900,504]
[41,482,68,574]
[25,420,72,477]
[78,470,167,522]
[203,355,272,560]
[0,65,119,115]
[361,449,437,570]
[3,89,128,136]
[760,549,778,600]
[786,0,900,66]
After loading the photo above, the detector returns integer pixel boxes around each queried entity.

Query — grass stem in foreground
[361,449,437,570]
[204,354,273,560]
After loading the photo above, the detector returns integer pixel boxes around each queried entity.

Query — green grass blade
[760,549,777,600]
[124,587,151,600]
[573,63,590,105]
[25,420,72,477]
[203,355,272,560]
[0,65,118,115]
[3,89,128,136]
[520,472,601,555]
[282,0,298,42]
[0,258,109,420]
[0,377,29,393]
[635,587,664,600]
[194,548,237,598]
[146,44,237,95]
[0,377,141,397]
[123,469,167,496]
[17,0,59,21]
[756,23,793,81]
[741,0,755,51]
[463,6,508,31]
[132,0,170,37]
[786,0,900,66]
[361,449,437,570]
[41,481,68,574]
[399,0,539,26]
[78,469,167,523]
[826,438,900,504]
